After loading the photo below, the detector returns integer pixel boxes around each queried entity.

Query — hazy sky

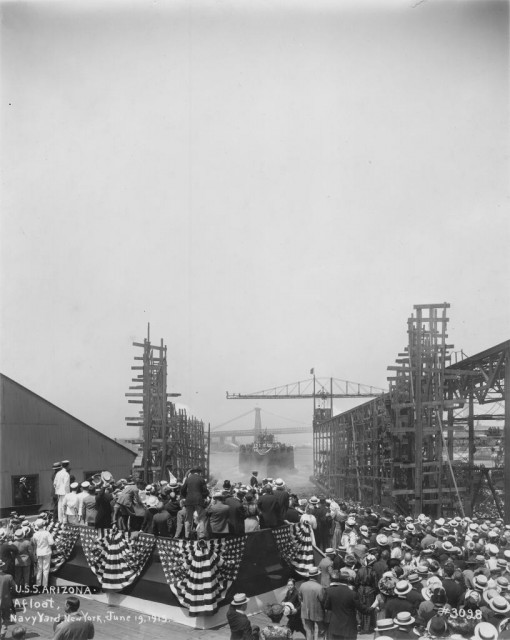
[1,0,508,443]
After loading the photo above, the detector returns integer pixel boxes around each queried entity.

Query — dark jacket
[274,489,290,525]
[324,582,371,639]
[257,494,280,529]
[225,496,246,535]
[181,473,208,507]
[227,605,256,640]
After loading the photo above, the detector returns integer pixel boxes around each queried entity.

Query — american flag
[272,522,314,576]
[47,521,81,573]
[156,536,247,616]
[80,526,155,590]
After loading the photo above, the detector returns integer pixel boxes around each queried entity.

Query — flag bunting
[48,521,81,573]
[80,526,155,590]
[156,536,247,615]
[272,521,314,576]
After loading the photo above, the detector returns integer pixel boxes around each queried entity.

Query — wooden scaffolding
[125,328,209,483]
[312,304,509,518]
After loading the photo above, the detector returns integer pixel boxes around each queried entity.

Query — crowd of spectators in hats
[4,463,510,640]
[225,499,510,640]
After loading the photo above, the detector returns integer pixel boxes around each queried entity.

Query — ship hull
[239,446,295,476]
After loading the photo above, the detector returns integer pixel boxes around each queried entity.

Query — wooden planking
[11,592,269,640]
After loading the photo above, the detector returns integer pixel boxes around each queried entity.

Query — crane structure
[227,376,385,425]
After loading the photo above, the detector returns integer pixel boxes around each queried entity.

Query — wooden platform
[10,592,281,640]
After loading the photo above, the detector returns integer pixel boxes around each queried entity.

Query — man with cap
[226,593,260,640]
[382,580,415,619]
[13,529,34,588]
[323,568,374,640]
[318,548,336,588]
[80,483,98,527]
[299,566,326,640]
[392,612,416,640]
[62,483,81,524]
[53,461,70,522]
[32,519,54,588]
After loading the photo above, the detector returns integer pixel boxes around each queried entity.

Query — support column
[467,387,475,517]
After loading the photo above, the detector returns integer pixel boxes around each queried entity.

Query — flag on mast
[310,368,314,375]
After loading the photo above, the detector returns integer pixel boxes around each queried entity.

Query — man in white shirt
[53,462,70,522]
[62,483,81,524]
[32,519,54,588]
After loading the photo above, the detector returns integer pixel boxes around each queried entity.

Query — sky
[1,0,508,444]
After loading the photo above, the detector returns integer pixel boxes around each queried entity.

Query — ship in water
[239,428,295,476]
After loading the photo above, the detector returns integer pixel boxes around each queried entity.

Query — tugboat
[239,429,295,476]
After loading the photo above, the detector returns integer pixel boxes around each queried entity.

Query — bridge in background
[211,425,312,443]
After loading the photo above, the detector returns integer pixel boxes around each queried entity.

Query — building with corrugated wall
[0,374,136,515]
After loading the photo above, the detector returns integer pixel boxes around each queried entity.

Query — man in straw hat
[12,528,34,589]
[32,519,54,588]
[226,593,260,640]
[323,567,375,640]
[299,566,326,640]
[392,611,416,640]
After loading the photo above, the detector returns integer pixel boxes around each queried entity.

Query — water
[209,446,316,496]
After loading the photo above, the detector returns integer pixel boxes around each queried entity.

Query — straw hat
[394,580,412,596]
[473,622,499,640]
[393,612,415,626]
[473,575,489,592]
[376,619,396,632]
[376,534,389,546]
[488,596,510,614]
[308,567,320,577]
[231,593,249,606]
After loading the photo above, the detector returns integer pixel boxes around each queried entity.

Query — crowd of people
[224,489,510,640]
[3,462,510,640]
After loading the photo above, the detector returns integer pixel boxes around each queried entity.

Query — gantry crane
[227,373,385,425]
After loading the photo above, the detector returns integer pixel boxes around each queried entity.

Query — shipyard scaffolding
[313,303,510,519]
[125,329,209,483]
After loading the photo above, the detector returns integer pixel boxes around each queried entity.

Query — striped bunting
[156,536,247,616]
[47,521,81,573]
[272,521,314,576]
[80,526,155,591]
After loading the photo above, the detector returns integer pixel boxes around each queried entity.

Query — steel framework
[313,304,509,518]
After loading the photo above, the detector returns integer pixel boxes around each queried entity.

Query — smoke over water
[209,446,316,496]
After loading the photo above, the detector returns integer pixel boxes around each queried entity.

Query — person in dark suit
[323,569,374,640]
[206,492,230,538]
[273,479,290,526]
[227,593,260,640]
[225,492,246,536]
[180,468,209,539]
[250,471,259,488]
[257,486,280,529]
